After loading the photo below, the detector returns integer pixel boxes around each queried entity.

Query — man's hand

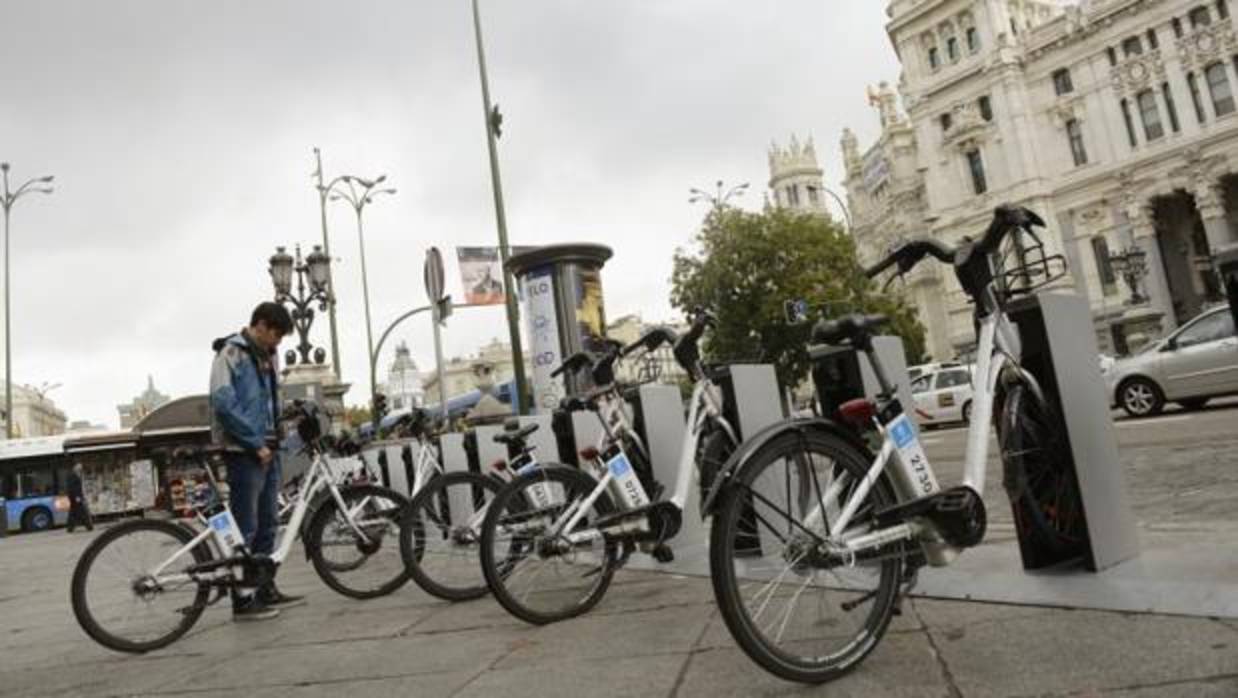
[257,446,274,467]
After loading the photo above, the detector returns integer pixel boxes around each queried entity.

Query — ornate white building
[841,0,1238,358]
[118,376,170,429]
[385,342,424,411]
[1,382,67,438]
[769,136,831,215]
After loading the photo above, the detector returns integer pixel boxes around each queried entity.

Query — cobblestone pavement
[2,403,1236,697]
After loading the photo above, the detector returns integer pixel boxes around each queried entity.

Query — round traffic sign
[424,247,445,302]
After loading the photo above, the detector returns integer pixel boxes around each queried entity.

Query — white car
[907,361,963,382]
[910,366,975,427]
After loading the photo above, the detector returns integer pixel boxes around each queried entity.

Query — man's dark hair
[251,302,293,335]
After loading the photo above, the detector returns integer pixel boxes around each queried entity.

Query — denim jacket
[209,331,280,452]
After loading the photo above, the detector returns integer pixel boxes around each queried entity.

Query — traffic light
[372,393,389,424]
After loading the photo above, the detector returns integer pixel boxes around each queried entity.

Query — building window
[966,149,987,194]
[929,46,941,70]
[1189,71,1208,122]
[807,185,820,205]
[1107,47,1118,66]
[786,185,800,206]
[1123,36,1144,57]
[1092,237,1118,295]
[940,112,953,133]
[1053,68,1074,95]
[947,36,960,62]
[1190,6,1213,28]
[1067,119,1088,166]
[1173,17,1185,38]
[1011,18,1019,35]
[1137,90,1165,140]
[966,26,980,53]
[1147,29,1159,50]
[1207,62,1236,115]
[978,95,993,121]
[1219,0,1230,20]
[1162,82,1182,132]
[1120,98,1138,147]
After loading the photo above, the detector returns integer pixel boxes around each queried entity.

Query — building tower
[385,342,424,411]
[768,135,828,215]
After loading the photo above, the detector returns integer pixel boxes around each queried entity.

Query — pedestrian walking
[65,463,93,533]
[209,301,306,621]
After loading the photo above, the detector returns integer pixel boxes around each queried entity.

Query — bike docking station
[909,293,1235,619]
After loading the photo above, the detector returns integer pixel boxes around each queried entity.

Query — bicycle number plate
[887,414,939,496]
[606,451,649,509]
[516,463,560,509]
[208,511,244,552]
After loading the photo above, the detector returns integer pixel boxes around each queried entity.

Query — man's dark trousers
[227,452,280,556]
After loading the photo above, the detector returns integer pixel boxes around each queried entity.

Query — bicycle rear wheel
[71,519,214,653]
[479,465,619,625]
[400,471,503,601]
[709,427,901,684]
[305,484,410,600]
[999,384,1086,550]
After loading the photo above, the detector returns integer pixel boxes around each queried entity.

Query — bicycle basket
[993,230,1068,298]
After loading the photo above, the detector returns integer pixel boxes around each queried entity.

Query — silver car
[1104,304,1237,417]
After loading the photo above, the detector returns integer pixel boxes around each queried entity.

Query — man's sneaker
[232,597,280,622]
[258,585,307,610]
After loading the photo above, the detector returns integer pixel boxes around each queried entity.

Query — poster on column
[522,266,564,413]
[455,246,537,305]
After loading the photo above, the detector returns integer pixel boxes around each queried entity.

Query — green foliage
[344,405,372,429]
[670,206,926,388]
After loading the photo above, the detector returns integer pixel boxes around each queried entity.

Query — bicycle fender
[699,417,875,517]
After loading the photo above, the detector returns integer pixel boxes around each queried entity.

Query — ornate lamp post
[1,162,54,439]
[689,180,749,208]
[269,244,333,367]
[1109,246,1150,305]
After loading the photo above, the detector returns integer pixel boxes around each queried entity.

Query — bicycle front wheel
[305,484,410,600]
[400,471,503,601]
[479,465,619,625]
[709,427,902,684]
[71,519,214,653]
[999,384,1086,551]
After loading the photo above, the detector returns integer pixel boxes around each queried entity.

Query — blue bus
[0,436,71,533]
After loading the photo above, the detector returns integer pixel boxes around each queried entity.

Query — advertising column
[507,244,614,413]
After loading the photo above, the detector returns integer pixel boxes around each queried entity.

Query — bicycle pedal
[651,544,674,564]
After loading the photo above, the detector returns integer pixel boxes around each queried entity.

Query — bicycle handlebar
[865,205,1045,282]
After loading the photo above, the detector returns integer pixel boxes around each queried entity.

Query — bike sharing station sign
[522,266,564,413]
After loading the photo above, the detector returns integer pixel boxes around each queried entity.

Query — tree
[670,205,926,388]
[344,405,372,430]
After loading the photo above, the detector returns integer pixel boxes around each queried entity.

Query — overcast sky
[0,1,899,428]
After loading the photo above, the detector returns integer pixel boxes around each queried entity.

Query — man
[209,302,305,621]
[65,463,93,533]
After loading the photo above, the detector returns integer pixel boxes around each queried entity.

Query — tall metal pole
[431,305,449,419]
[3,203,10,438]
[471,0,528,415]
[313,148,343,380]
[354,209,378,416]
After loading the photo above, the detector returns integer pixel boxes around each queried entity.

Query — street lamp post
[327,176,395,419]
[819,186,854,232]
[269,244,333,366]
[471,0,530,415]
[689,180,749,209]
[0,163,54,439]
[311,148,345,380]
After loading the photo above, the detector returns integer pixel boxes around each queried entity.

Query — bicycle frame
[826,294,1036,559]
[551,378,737,542]
[150,450,380,583]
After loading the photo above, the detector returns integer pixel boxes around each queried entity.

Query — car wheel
[1120,378,1163,418]
[961,401,972,424]
[1178,398,1209,410]
[22,507,53,532]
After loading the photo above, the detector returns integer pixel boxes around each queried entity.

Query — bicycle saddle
[494,420,539,445]
[812,313,890,346]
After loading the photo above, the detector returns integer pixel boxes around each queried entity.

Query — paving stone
[454,653,687,698]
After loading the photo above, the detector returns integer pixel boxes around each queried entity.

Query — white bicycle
[478,310,741,624]
[708,205,1086,683]
[70,402,410,653]
[398,414,543,601]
